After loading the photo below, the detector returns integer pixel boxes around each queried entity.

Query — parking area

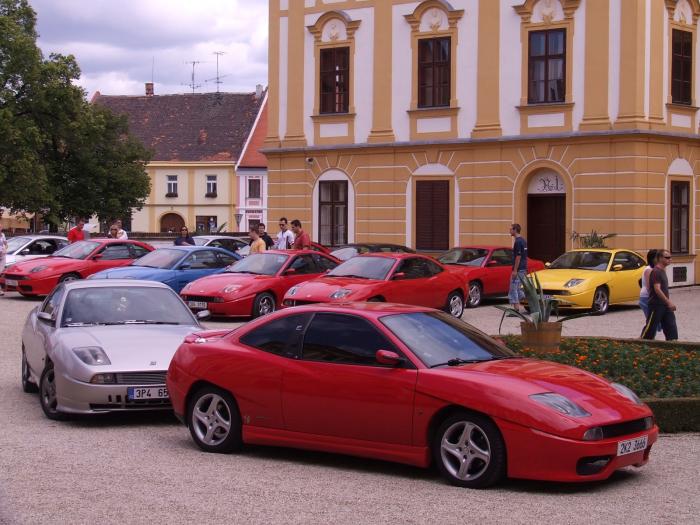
[0,292,698,523]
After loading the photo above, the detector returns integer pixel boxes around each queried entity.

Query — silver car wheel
[468,282,482,307]
[593,287,609,313]
[258,296,275,316]
[40,368,58,413]
[192,393,232,446]
[440,421,492,481]
[448,293,464,318]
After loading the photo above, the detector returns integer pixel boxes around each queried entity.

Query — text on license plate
[188,301,208,309]
[5,279,18,287]
[127,386,169,400]
[617,435,648,456]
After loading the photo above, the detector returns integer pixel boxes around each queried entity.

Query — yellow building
[265,0,700,286]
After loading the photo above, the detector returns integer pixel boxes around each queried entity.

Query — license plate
[127,386,169,400]
[617,435,648,456]
[6,279,18,287]
[188,301,208,309]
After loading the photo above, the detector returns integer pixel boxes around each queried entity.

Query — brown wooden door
[527,194,565,263]
[415,180,449,251]
[160,213,185,233]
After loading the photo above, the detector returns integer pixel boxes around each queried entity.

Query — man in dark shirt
[508,223,528,311]
[258,223,275,250]
[174,226,195,246]
[641,249,678,340]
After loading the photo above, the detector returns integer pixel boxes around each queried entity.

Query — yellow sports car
[532,249,646,314]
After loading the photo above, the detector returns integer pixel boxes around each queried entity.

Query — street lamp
[234,213,243,232]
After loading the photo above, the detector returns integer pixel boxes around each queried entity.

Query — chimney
[145,82,154,96]
[255,84,263,100]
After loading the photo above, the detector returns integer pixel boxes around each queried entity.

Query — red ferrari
[1,239,153,296]
[166,303,658,488]
[282,253,467,318]
[437,246,545,307]
[180,250,340,318]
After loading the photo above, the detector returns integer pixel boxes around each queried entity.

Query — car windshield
[226,253,289,275]
[6,237,31,254]
[549,251,611,271]
[381,312,515,367]
[437,248,489,267]
[133,249,183,269]
[327,256,395,280]
[52,241,100,260]
[61,286,197,327]
[192,237,209,246]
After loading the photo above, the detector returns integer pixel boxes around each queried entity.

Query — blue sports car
[89,246,240,292]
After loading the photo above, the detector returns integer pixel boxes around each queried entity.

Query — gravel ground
[0,292,698,524]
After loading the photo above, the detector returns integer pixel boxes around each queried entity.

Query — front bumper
[543,287,596,309]
[55,370,171,414]
[497,417,659,482]
[1,273,58,295]
[182,293,257,318]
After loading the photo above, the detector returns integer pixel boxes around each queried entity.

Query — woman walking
[639,249,658,319]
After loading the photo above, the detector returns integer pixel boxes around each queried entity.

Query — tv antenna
[205,51,230,93]
[183,60,203,93]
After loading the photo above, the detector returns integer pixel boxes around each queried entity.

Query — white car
[4,235,69,268]
[193,235,250,255]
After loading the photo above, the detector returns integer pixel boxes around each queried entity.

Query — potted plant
[496,273,596,353]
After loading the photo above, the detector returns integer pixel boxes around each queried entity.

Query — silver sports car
[21,279,211,420]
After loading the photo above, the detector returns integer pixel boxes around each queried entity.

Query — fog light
[90,373,116,384]
[583,427,604,441]
[576,456,612,475]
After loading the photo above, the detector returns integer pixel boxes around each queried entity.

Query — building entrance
[526,170,566,263]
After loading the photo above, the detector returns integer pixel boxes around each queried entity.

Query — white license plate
[127,386,169,400]
[188,301,208,309]
[617,435,648,456]
[5,279,18,287]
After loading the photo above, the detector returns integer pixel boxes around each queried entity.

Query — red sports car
[1,239,154,296]
[180,250,340,318]
[282,253,467,318]
[437,246,545,307]
[166,303,658,488]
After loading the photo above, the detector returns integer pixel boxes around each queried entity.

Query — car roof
[9,234,68,240]
[451,245,505,251]
[194,235,249,240]
[356,252,427,260]
[63,279,172,290]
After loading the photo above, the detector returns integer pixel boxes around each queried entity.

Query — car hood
[532,269,607,288]
[183,272,274,295]
[93,267,173,281]
[288,276,379,299]
[56,324,200,372]
[8,256,86,275]
[419,358,652,437]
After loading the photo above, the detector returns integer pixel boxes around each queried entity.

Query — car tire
[445,291,464,318]
[252,292,276,318]
[466,282,483,308]
[58,273,81,284]
[187,386,242,453]
[21,346,38,393]
[433,412,506,489]
[592,286,609,314]
[39,362,67,420]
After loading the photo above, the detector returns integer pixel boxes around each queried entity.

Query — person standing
[249,226,266,254]
[641,249,678,340]
[508,223,528,312]
[257,223,274,250]
[0,226,7,295]
[639,249,658,319]
[67,219,86,244]
[107,225,121,238]
[115,219,128,239]
[290,219,311,250]
[275,217,295,250]
[174,226,195,246]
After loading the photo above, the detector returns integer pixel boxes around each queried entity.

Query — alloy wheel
[593,288,609,313]
[192,393,233,447]
[448,294,464,318]
[439,420,492,482]
[468,282,482,307]
[40,368,58,414]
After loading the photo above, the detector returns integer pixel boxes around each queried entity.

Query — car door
[609,251,645,302]
[176,250,221,291]
[282,313,417,445]
[388,257,436,306]
[88,243,135,276]
[24,285,65,376]
[483,248,514,295]
[283,254,323,287]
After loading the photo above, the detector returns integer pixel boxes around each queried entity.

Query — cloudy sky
[31,0,269,98]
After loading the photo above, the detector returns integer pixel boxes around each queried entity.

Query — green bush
[499,336,700,399]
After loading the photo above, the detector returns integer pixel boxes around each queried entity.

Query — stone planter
[520,321,562,353]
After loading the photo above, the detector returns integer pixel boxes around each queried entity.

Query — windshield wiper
[430,358,489,368]
[64,322,104,327]
[135,264,159,268]
[329,274,370,279]
[123,320,181,325]
[227,270,260,275]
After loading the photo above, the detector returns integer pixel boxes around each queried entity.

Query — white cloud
[31,0,269,97]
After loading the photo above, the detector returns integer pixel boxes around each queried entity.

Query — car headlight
[564,279,585,288]
[223,284,242,293]
[287,285,300,297]
[90,373,116,384]
[73,346,111,366]
[530,392,591,417]
[30,265,49,273]
[611,382,642,405]
[330,289,352,299]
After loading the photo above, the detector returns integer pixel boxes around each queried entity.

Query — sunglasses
[110,229,118,232]
[662,256,672,260]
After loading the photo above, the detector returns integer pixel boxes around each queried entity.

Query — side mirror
[196,309,211,321]
[37,311,55,325]
[20,249,30,256]
[487,260,498,266]
[376,349,404,367]
[612,264,623,271]
[392,272,406,280]
[545,262,551,268]
[179,263,191,270]
[284,268,297,276]
[92,253,103,260]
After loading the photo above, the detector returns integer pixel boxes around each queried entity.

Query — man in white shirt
[275,217,295,250]
[115,219,128,239]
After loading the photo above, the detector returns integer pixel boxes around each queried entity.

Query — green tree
[0,0,151,228]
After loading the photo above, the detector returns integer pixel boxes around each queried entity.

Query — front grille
[115,371,167,385]
[3,274,27,281]
[90,400,171,410]
[542,289,569,296]
[182,295,224,303]
[284,300,318,307]
[601,418,651,439]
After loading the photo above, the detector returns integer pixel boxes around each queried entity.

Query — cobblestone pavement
[0,292,698,524]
